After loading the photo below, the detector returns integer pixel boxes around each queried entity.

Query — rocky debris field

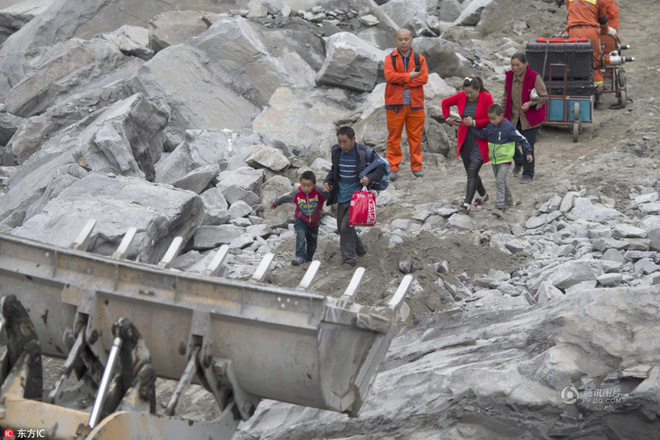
[0,0,659,438]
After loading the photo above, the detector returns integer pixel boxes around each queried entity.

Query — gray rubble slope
[237,286,660,439]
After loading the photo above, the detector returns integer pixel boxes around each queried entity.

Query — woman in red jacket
[442,77,494,214]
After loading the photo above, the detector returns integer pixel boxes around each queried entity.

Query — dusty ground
[265,0,659,320]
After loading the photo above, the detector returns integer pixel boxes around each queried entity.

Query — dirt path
[266,0,658,320]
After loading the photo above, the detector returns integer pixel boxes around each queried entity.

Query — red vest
[504,66,546,128]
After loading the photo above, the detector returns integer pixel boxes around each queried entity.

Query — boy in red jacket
[271,171,328,265]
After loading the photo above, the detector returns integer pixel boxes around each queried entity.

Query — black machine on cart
[526,36,634,142]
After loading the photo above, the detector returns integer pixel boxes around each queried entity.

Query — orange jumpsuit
[601,0,619,32]
[384,49,428,173]
[565,0,609,88]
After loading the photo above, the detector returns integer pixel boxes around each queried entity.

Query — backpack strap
[391,50,422,72]
[357,147,376,178]
[358,147,380,178]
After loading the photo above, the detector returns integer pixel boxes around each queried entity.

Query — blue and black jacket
[474,119,532,165]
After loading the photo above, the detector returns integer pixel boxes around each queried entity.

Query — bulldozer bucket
[0,228,410,439]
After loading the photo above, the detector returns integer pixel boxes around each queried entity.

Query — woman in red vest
[501,52,547,184]
[442,77,493,214]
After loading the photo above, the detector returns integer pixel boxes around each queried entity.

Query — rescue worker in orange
[598,0,620,93]
[600,0,619,33]
[384,29,428,180]
[561,0,617,109]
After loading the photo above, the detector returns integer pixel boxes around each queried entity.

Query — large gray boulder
[458,0,494,26]
[0,110,24,145]
[352,108,388,148]
[236,286,660,439]
[155,129,267,184]
[380,0,429,34]
[170,163,220,194]
[543,260,603,291]
[216,166,264,193]
[437,0,463,22]
[4,38,144,117]
[261,175,294,228]
[315,32,387,92]
[7,83,134,162]
[12,173,204,263]
[189,16,295,106]
[101,25,153,60]
[244,145,290,172]
[200,187,228,211]
[566,197,626,223]
[413,36,476,78]
[0,0,233,99]
[424,117,452,156]
[0,93,169,229]
[192,224,246,250]
[148,10,217,53]
[128,44,259,148]
[252,87,356,151]
[0,0,52,44]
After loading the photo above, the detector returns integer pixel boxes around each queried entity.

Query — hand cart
[546,63,593,142]
[526,37,594,142]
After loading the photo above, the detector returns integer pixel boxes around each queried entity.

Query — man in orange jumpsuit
[601,0,619,33]
[563,0,617,109]
[384,29,428,180]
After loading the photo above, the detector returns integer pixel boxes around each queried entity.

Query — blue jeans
[294,219,318,262]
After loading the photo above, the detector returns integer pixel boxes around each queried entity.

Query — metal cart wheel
[618,70,626,89]
[619,88,627,109]
[572,102,581,142]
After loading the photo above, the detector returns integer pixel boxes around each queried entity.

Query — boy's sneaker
[292,257,304,266]
[412,170,424,178]
[492,208,503,217]
[504,201,519,210]
[390,171,398,181]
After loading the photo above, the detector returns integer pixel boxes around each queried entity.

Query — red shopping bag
[349,187,377,227]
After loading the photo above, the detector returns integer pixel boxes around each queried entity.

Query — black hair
[300,170,316,183]
[488,104,504,115]
[463,76,489,94]
[336,126,355,139]
[511,52,527,64]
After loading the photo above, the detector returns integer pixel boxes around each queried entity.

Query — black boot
[594,92,605,110]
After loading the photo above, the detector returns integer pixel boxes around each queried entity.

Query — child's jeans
[294,219,318,262]
[492,163,513,209]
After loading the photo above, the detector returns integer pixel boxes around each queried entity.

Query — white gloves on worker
[606,26,617,37]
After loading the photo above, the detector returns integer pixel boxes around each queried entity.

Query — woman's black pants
[462,156,486,205]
